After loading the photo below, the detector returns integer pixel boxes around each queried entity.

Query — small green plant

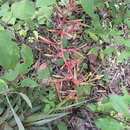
[88,91,130,130]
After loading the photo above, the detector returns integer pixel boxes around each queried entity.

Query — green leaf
[21,78,39,88]
[124,18,130,29]
[114,36,130,47]
[11,0,35,20]
[80,0,95,16]
[27,112,70,126]
[6,95,25,130]
[38,67,50,79]
[57,58,64,66]
[0,30,15,42]
[44,104,51,113]
[92,14,101,28]
[95,117,124,130]
[64,52,69,59]
[103,47,116,55]
[0,31,19,69]
[0,2,9,17]
[21,44,33,67]
[26,112,70,123]
[86,30,98,41]
[2,69,19,81]
[87,104,97,112]
[109,94,129,116]
[36,0,56,7]
[117,50,130,62]
[0,79,7,92]
[81,0,102,28]
[2,44,34,80]
[62,38,68,49]
[58,121,68,130]
[87,47,99,55]
[19,93,32,109]
[108,29,124,36]
[17,44,33,73]
[35,7,52,24]
[97,102,113,112]
[2,11,16,24]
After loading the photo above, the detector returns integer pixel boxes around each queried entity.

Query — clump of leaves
[88,90,130,130]
[1,0,130,129]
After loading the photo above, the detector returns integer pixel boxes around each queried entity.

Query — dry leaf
[38,63,47,72]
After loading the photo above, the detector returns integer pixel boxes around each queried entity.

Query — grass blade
[6,94,25,130]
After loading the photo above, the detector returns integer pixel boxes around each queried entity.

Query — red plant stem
[39,37,58,45]
[38,0,86,99]
[62,48,80,52]
[64,19,82,24]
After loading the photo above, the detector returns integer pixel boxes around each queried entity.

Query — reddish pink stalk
[39,37,58,45]
[38,0,86,99]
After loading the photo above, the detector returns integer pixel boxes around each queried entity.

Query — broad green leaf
[117,50,130,62]
[0,25,4,31]
[44,104,51,113]
[2,11,16,24]
[94,0,104,9]
[19,93,32,109]
[15,63,29,75]
[80,0,102,28]
[58,121,68,130]
[21,44,33,67]
[114,36,130,47]
[97,102,113,112]
[0,30,15,41]
[11,0,35,20]
[80,0,102,27]
[0,2,9,17]
[21,78,39,88]
[6,95,25,130]
[126,9,130,18]
[110,94,129,116]
[36,0,56,7]
[95,117,124,130]
[0,31,19,69]
[80,0,95,16]
[92,14,101,28]
[0,79,7,91]
[87,47,99,55]
[103,47,116,55]
[124,9,130,29]
[86,30,98,41]
[124,18,130,29]
[97,93,130,113]
[87,104,97,112]
[108,29,124,36]
[2,69,19,81]
[35,7,52,24]
[16,44,34,73]
[1,44,33,80]
[38,67,50,79]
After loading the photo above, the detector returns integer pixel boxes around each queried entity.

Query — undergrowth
[0,0,130,130]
